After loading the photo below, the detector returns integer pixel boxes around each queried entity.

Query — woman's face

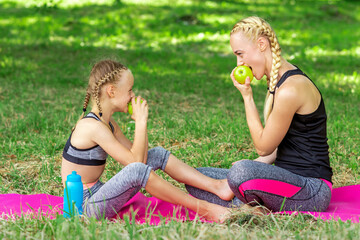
[230,31,267,80]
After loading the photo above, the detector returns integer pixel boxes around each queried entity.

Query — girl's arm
[111,118,133,149]
[91,123,146,166]
[111,120,149,163]
[93,97,149,165]
[111,105,149,163]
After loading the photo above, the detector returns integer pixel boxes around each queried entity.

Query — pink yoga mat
[0,193,203,224]
[1,185,359,224]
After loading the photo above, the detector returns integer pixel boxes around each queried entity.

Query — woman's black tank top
[274,67,333,183]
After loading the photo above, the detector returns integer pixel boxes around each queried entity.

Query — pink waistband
[83,181,98,189]
[320,178,333,191]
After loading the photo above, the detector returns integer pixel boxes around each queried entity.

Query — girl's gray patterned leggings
[82,147,170,219]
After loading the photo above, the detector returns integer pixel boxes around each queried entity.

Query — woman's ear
[257,37,268,52]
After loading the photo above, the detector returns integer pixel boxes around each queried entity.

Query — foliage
[0,0,359,239]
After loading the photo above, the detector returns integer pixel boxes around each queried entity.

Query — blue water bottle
[63,171,83,218]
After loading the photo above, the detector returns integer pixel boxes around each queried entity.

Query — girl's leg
[84,160,230,222]
[227,160,332,212]
[84,162,152,219]
[145,171,230,223]
[146,147,234,201]
[185,167,243,207]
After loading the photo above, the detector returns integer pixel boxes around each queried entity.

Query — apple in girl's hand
[128,99,143,115]
[234,65,253,84]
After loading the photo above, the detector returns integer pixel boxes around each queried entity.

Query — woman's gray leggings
[83,147,170,219]
[186,160,332,212]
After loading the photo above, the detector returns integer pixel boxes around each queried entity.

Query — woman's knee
[146,146,171,171]
[227,160,257,189]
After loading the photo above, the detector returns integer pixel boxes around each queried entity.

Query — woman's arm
[254,148,277,164]
[243,89,299,155]
[231,72,301,156]
[232,148,277,165]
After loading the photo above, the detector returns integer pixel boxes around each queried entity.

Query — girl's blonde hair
[231,16,281,122]
[80,60,128,120]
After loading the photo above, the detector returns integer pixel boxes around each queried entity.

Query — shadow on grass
[1,0,359,123]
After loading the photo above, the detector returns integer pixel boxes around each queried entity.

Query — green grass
[0,0,359,239]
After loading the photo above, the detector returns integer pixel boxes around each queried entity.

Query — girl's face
[230,31,267,80]
[112,69,135,112]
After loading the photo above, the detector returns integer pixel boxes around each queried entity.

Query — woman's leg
[227,160,332,212]
[185,167,243,207]
[146,147,234,201]
[84,162,152,219]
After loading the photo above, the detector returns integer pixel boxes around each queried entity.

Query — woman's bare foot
[213,179,235,201]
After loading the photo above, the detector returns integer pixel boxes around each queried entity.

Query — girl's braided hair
[80,60,128,120]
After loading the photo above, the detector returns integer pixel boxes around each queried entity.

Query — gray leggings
[186,160,332,212]
[83,147,170,219]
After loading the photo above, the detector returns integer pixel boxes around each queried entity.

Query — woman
[187,16,333,212]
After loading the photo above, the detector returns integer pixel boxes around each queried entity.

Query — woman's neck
[277,58,297,80]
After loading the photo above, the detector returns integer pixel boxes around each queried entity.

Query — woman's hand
[131,96,148,123]
[230,66,253,99]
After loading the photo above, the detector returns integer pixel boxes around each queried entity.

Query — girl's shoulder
[73,117,108,136]
[69,117,106,149]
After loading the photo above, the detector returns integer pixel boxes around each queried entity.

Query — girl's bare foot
[199,201,232,223]
[214,179,235,201]
[240,203,270,216]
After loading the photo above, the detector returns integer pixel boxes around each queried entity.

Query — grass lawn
[0,0,359,239]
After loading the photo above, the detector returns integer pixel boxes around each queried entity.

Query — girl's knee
[146,146,171,171]
[121,162,152,188]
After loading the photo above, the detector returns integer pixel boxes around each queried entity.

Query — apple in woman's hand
[128,99,143,115]
[234,65,253,84]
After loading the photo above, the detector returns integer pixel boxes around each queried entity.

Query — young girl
[186,16,333,212]
[61,59,233,222]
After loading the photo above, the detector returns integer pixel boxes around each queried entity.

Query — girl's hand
[131,96,148,122]
[230,66,253,98]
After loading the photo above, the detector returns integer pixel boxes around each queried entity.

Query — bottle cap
[67,171,82,182]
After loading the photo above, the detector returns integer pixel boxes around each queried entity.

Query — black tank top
[274,67,333,183]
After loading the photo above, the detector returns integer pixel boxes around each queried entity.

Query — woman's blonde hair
[79,60,128,120]
[231,16,281,122]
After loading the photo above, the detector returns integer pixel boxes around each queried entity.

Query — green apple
[234,65,253,84]
[128,99,143,115]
